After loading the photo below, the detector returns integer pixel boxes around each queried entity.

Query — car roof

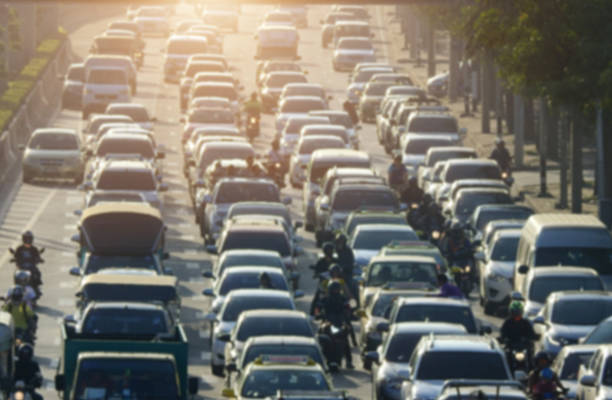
[89,301,165,311]
[33,128,77,136]
[227,222,287,234]
[246,335,318,346]
[396,296,469,307]
[222,266,284,276]
[222,249,281,257]
[312,149,370,160]
[335,20,369,26]
[227,289,292,299]
[334,183,389,192]
[557,344,602,356]
[491,229,522,240]
[102,160,152,171]
[239,309,307,319]
[392,322,467,335]
[530,266,599,278]
[446,158,499,167]
[369,254,437,264]
[549,290,612,303]
[420,335,500,352]
[456,188,510,196]
[354,224,414,233]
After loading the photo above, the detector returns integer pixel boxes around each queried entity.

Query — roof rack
[441,379,524,400]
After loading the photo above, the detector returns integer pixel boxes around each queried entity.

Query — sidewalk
[378,7,596,215]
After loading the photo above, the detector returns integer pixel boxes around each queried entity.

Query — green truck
[54,321,198,400]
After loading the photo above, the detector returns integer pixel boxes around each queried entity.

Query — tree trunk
[571,110,583,213]
[598,108,612,228]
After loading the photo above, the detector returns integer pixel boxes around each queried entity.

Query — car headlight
[488,272,508,283]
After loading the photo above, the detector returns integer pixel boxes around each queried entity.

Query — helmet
[322,242,335,256]
[259,272,271,283]
[10,286,24,303]
[327,280,341,295]
[17,343,34,362]
[14,270,31,286]
[509,301,524,315]
[422,193,433,204]
[329,264,342,277]
[334,232,347,244]
[495,137,505,145]
[22,231,33,245]
[540,367,554,380]
[534,351,550,364]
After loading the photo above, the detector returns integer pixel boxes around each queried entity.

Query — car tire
[211,363,224,377]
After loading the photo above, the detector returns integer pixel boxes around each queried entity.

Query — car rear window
[221,296,294,322]
[87,69,127,85]
[236,317,312,341]
[222,231,290,257]
[29,133,78,150]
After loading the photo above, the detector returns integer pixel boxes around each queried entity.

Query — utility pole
[571,110,583,213]
[557,108,569,209]
[448,33,461,102]
[513,94,525,168]
[598,107,612,228]
[538,98,549,197]
[427,15,435,77]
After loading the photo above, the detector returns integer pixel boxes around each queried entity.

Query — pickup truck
[54,320,198,400]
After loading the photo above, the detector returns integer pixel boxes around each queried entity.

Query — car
[368,323,468,399]
[320,12,355,47]
[203,266,294,314]
[350,225,418,270]
[278,115,331,162]
[333,5,369,20]
[440,178,510,209]
[256,59,304,87]
[78,189,146,213]
[377,96,409,147]
[377,241,448,270]
[385,85,421,98]
[444,187,512,225]
[181,107,238,145]
[90,34,143,69]
[189,82,241,116]
[475,229,522,315]
[360,255,439,309]
[343,210,407,238]
[280,83,331,106]
[81,67,131,119]
[386,102,447,153]
[576,345,612,400]
[398,335,513,400]
[481,219,526,251]
[163,35,209,83]
[20,128,84,184]
[533,291,612,356]
[358,288,440,370]
[274,96,329,134]
[198,178,284,242]
[188,53,229,70]
[134,7,170,37]
[72,301,174,336]
[179,61,228,110]
[61,63,85,110]
[427,71,448,97]
[370,73,413,85]
[400,135,455,176]
[404,111,464,144]
[211,249,287,281]
[204,289,296,376]
[226,201,298,233]
[417,146,477,188]
[187,27,223,54]
[104,103,156,131]
[346,67,394,104]
[107,20,145,49]
[82,113,134,138]
[317,184,401,244]
[233,336,326,376]
[224,215,298,251]
[209,220,302,285]
[202,7,239,32]
[309,110,361,149]
[255,25,300,61]
[305,163,375,231]
[519,267,604,319]
[277,4,308,27]
[262,10,296,27]
[333,36,376,72]
[300,125,350,147]
[289,135,347,188]
[469,204,533,239]
[358,81,398,122]
[191,72,240,95]
[183,126,242,157]
[189,96,233,113]
[224,310,314,371]
[223,355,334,399]
[552,344,598,400]
[82,160,167,210]
[332,20,372,48]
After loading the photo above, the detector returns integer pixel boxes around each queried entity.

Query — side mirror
[364,351,379,364]
[158,183,169,192]
[69,267,81,277]
[202,271,215,279]
[580,374,596,387]
[188,377,199,395]
[206,244,218,254]
[282,196,292,205]
[518,265,529,274]
[195,179,205,188]
[64,314,76,324]
[55,374,65,391]
[70,233,80,243]
[376,322,389,333]
[294,221,303,230]
[202,288,215,297]
[294,290,304,299]
[320,202,329,211]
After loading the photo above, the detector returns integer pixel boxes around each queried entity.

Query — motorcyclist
[400,176,424,205]
[343,99,358,125]
[2,287,36,341]
[441,221,472,267]
[13,231,43,289]
[334,233,354,283]
[437,274,463,298]
[312,242,338,275]
[243,92,262,119]
[267,139,282,165]
[528,352,567,395]
[387,154,407,190]
[489,138,512,172]
[259,272,274,289]
[243,155,267,178]
[13,343,43,400]
[532,368,561,400]
[6,270,37,308]
[320,281,354,369]
[500,301,538,368]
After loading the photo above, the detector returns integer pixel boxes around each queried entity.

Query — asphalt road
[0,4,506,399]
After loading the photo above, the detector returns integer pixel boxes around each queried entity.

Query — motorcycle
[8,248,44,300]
[502,169,515,187]
[450,247,476,297]
[502,338,533,375]
[317,316,350,373]
[245,114,260,141]
[265,160,285,188]
[9,379,42,400]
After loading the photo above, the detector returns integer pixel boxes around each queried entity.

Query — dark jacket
[336,246,355,281]
[501,317,537,344]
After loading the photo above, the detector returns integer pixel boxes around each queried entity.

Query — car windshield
[456,192,512,216]
[87,69,127,85]
[199,146,253,170]
[96,170,156,191]
[535,247,612,275]
[29,133,78,150]
[339,39,372,50]
[346,216,405,236]
[189,109,234,123]
[222,232,290,256]
[216,182,279,203]
[354,230,417,252]
[354,69,391,83]
[299,138,345,154]
[97,139,154,158]
[74,359,179,400]
[445,164,502,182]
[193,85,237,100]
[409,117,458,133]
[366,261,437,287]
[84,255,157,274]
[385,333,426,363]
[332,189,396,211]
[221,254,283,269]
[404,140,451,155]
[490,237,520,262]
[218,273,287,296]
[365,83,393,96]
[89,193,144,206]
[280,99,325,113]
[530,277,603,303]
[241,369,329,398]
[396,305,476,332]
[584,321,612,344]
[267,74,307,88]
[476,209,532,230]
[168,39,207,55]
[82,308,167,335]
[242,346,323,369]
[559,352,595,379]
[221,297,293,322]
[236,317,312,342]
[310,160,371,182]
[551,299,612,325]
[416,352,507,380]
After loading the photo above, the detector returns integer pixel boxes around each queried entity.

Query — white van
[514,214,612,290]
[81,67,131,119]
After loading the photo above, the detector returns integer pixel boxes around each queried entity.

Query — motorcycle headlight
[501,171,509,179]
[431,230,440,240]
[514,351,526,362]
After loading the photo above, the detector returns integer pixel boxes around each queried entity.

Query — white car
[274,96,328,134]
[289,135,346,188]
[346,67,394,104]
[104,103,156,131]
[399,135,455,177]
[350,226,418,269]
[552,344,598,400]
[82,67,131,119]
[333,37,376,72]
[163,35,208,83]
[576,345,612,400]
